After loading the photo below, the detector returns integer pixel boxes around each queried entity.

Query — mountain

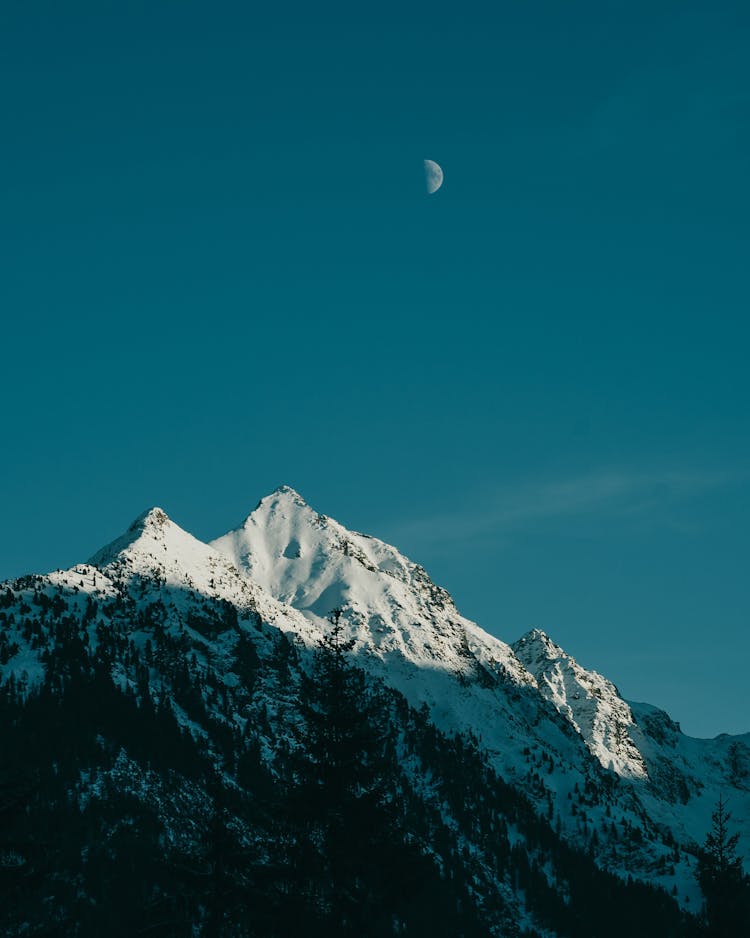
[211,487,749,877]
[1,486,748,936]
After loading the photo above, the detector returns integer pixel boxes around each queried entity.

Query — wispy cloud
[556,23,749,171]
[387,468,736,547]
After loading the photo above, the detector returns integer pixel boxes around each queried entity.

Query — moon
[424,159,443,194]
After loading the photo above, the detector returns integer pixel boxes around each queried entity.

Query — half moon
[424,159,443,194]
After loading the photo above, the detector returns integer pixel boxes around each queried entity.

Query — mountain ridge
[1,486,748,922]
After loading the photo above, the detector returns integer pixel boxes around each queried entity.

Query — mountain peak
[520,627,551,643]
[271,484,305,500]
[514,629,648,779]
[89,506,185,568]
[240,485,316,528]
[127,506,171,532]
[514,628,564,659]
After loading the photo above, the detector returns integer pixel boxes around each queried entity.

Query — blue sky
[1,1,749,735]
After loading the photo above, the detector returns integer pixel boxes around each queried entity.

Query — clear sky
[2,1,749,736]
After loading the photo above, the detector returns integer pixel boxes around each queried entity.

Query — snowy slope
[511,625,750,893]
[210,486,532,684]
[513,628,648,779]
[88,504,316,639]
[210,487,594,784]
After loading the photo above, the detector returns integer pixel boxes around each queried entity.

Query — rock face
[512,628,648,779]
[1,484,748,926]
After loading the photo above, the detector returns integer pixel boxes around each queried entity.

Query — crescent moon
[424,159,443,194]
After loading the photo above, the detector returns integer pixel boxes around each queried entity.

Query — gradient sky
[2,1,749,736]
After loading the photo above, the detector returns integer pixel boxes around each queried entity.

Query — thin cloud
[576,36,748,167]
[387,468,735,547]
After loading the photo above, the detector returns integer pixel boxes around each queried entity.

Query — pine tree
[287,609,489,936]
[696,794,750,936]
[289,608,382,932]
[298,609,377,805]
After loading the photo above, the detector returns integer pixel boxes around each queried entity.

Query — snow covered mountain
[87,503,313,637]
[1,485,748,934]
[512,629,649,780]
[511,626,750,879]
[210,485,539,729]
[210,487,749,884]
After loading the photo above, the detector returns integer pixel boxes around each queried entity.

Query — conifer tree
[291,608,386,932]
[697,794,750,936]
[289,609,486,936]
